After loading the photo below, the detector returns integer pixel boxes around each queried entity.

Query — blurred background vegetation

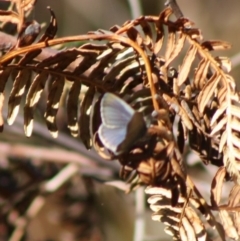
[1,1,240,241]
[35,0,240,83]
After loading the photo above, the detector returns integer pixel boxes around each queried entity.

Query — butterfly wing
[100,93,134,128]
[98,124,127,154]
[99,93,147,155]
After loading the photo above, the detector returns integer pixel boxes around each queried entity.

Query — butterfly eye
[98,93,147,155]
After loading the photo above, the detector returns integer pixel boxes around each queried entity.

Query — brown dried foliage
[0,1,240,240]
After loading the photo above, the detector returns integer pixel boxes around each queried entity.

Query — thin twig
[0,31,83,73]
[0,142,115,181]
[42,163,79,193]
[165,0,183,19]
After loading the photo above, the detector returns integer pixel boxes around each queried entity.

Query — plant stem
[165,0,183,19]
[127,0,143,19]
[133,187,145,241]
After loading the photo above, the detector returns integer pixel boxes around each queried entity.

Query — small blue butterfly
[98,93,147,155]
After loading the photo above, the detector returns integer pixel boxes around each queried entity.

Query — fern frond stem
[0,34,160,111]
[127,0,142,19]
[2,64,107,91]
[133,187,146,241]
[184,34,229,86]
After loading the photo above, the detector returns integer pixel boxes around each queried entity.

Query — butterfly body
[99,93,147,155]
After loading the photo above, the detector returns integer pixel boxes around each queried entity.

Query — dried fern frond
[1,3,240,241]
[210,167,240,240]
[146,186,209,241]
[0,0,37,33]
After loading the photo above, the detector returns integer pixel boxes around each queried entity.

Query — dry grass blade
[197,73,221,113]
[177,45,197,86]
